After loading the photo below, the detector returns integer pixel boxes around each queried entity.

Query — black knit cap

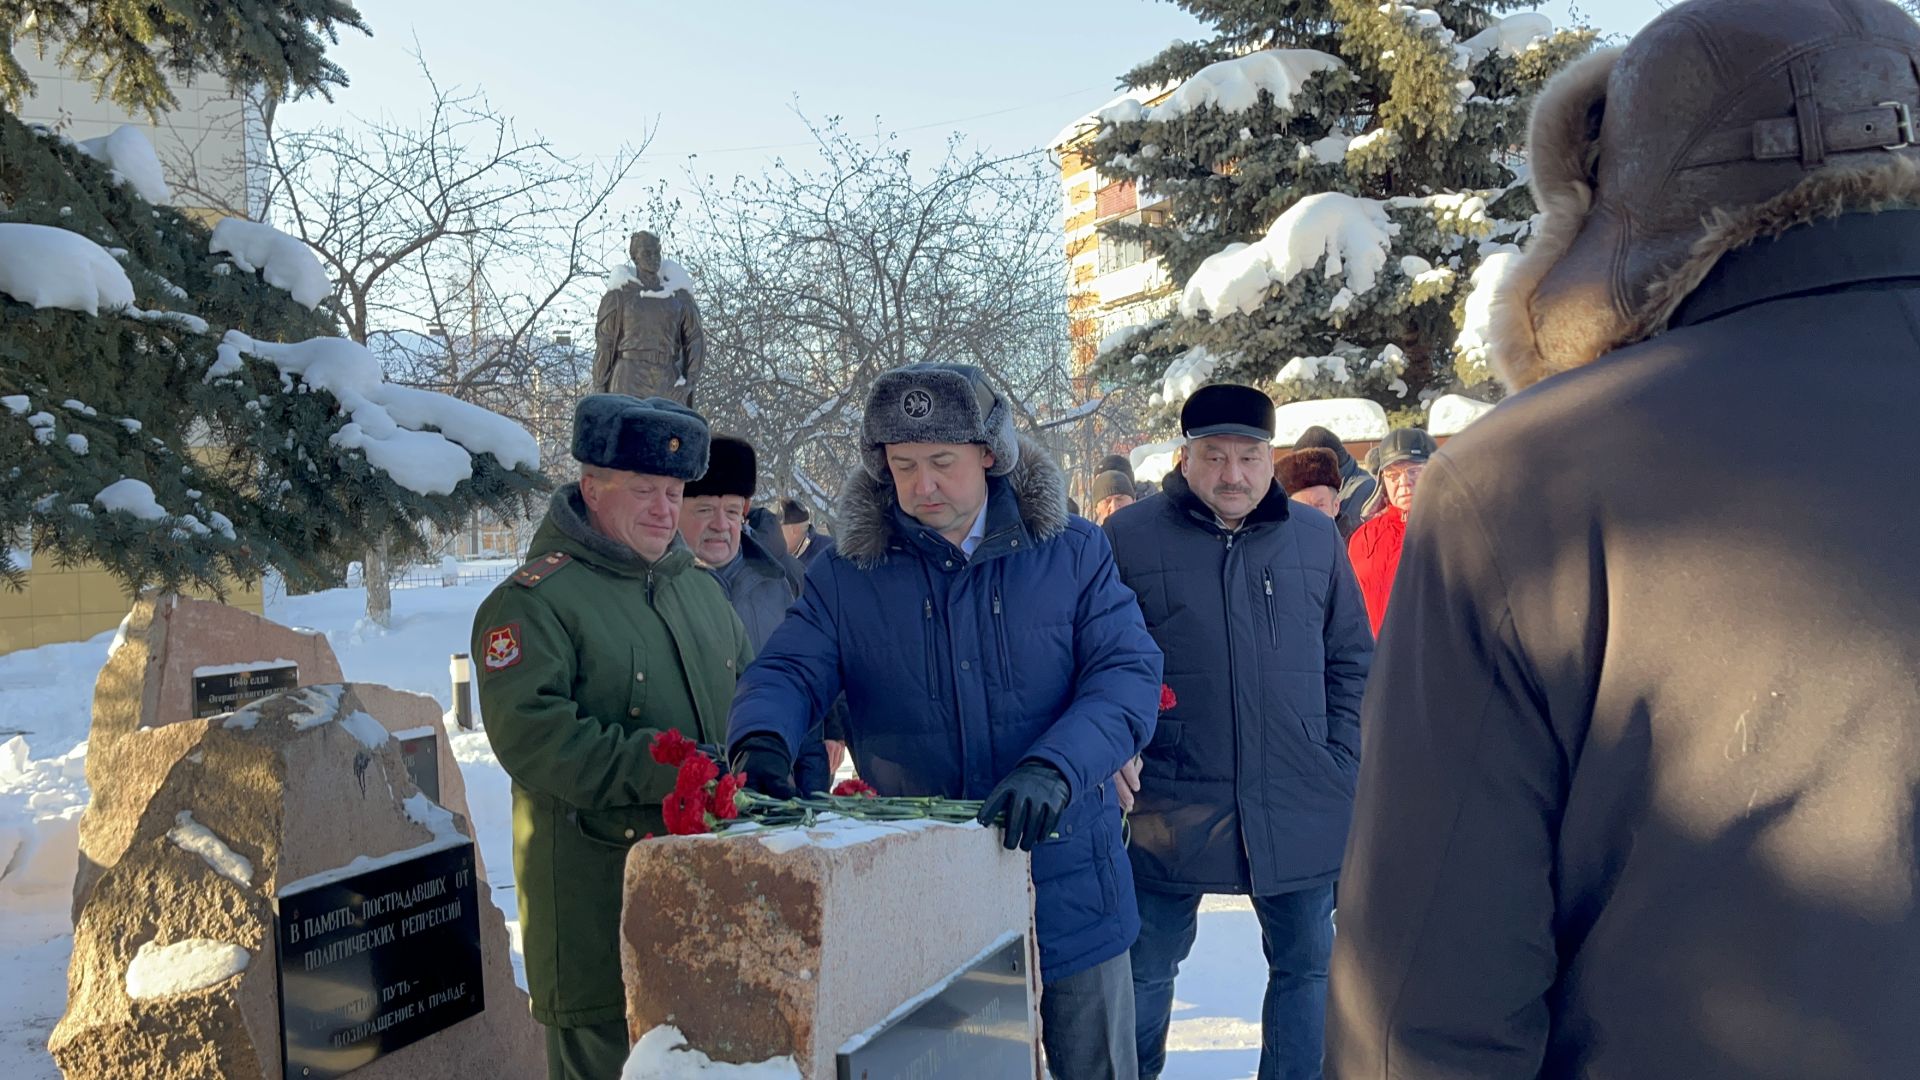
[778,497,810,525]
[1097,454,1135,479]
[1181,384,1275,442]
[682,435,756,499]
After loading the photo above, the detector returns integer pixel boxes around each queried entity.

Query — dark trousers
[544,1018,629,1080]
[1042,950,1140,1080]
[1130,883,1336,1080]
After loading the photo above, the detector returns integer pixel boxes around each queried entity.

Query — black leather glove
[730,734,797,799]
[976,760,1071,852]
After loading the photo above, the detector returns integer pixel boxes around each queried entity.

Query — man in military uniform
[593,230,706,406]
[473,394,751,1080]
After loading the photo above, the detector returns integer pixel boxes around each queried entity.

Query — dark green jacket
[473,485,750,1027]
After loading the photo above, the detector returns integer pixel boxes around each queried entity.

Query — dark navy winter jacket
[727,439,1163,981]
[1104,469,1373,895]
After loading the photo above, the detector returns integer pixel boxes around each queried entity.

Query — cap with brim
[1374,427,1439,472]
[1180,384,1276,442]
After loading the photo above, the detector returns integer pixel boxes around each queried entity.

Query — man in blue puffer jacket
[728,362,1163,1080]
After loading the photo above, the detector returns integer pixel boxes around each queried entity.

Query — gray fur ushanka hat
[571,394,710,481]
[861,363,1018,480]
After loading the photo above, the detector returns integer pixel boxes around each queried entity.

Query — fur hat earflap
[1275,448,1341,495]
[572,394,710,481]
[862,363,1018,480]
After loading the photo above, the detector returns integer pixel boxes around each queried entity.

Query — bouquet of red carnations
[647,730,983,836]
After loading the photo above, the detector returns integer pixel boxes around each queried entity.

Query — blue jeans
[1130,883,1336,1080]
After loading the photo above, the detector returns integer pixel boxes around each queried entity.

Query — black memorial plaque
[192,662,299,718]
[398,730,441,803]
[276,841,483,1080]
[837,934,1032,1080]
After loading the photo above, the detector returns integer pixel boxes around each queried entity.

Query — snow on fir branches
[0,116,544,595]
[1085,0,1595,428]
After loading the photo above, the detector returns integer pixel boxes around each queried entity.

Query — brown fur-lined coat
[1326,62,1920,1080]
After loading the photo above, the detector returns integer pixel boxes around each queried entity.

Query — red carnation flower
[661,788,709,836]
[674,753,719,795]
[650,729,697,767]
[710,774,744,820]
[832,778,879,798]
[1159,684,1177,712]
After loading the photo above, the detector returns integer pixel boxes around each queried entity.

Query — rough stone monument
[620,818,1040,1079]
[74,594,345,918]
[50,683,540,1079]
[592,229,706,406]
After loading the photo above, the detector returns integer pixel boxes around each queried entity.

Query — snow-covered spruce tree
[0,0,367,116]
[0,111,544,595]
[1087,0,1594,425]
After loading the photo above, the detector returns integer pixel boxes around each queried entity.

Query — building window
[1097,212,1148,275]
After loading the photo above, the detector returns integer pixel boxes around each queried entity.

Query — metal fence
[388,561,519,591]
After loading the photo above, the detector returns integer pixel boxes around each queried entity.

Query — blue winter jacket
[727,439,1163,981]
[1104,469,1373,895]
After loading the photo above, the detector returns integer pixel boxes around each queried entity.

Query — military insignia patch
[483,623,523,671]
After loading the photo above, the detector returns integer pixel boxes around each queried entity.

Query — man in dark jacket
[678,436,832,793]
[728,363,1163,1080]
[1105,385,1374,1080]
[474,396,751,1080]
[1327,3,1920,1078]
[1292,426,1375,528]
[776,497,836,568]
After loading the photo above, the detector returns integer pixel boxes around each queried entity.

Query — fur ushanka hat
[571,394,710,481]
[1275,448,1342,495]
[861,363,1018,480]
[1490,0,1920,392]
[682,435,756,499]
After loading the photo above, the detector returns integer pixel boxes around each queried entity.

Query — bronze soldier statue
[592,230,705,406]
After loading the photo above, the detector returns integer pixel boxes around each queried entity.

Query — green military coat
[472,485,751,1027]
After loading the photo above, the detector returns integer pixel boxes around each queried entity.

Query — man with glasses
[1347,428,1437,638]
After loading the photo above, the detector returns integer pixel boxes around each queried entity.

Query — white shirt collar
[959,504,989,557]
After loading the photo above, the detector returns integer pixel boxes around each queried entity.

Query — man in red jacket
[1345,428,1436,637]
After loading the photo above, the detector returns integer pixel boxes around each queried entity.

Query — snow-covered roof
[1050,87,1165,150]
[0,223,135,315]
[1271,398,1389,446]
[1427,393,1496,436]
[1129,438,1186,485]
[1181,193,1400,321]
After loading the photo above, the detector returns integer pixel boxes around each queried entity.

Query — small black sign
[398,731,441,804]
[192,663,299,719]
[837,935,1032,1080]
[276,842,484,1080]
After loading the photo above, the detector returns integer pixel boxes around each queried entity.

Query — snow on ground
[0,570,1272,1076]
[208,218,330,310]
[0,223,136,315]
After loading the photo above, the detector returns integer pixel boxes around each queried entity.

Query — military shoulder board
[511,551,573,588]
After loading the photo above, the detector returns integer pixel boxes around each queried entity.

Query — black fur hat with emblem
[861,362,1018,480]
[571,394,710,481]
[682,435,757,499]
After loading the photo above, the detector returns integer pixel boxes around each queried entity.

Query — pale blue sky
[283,0,1669,199]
